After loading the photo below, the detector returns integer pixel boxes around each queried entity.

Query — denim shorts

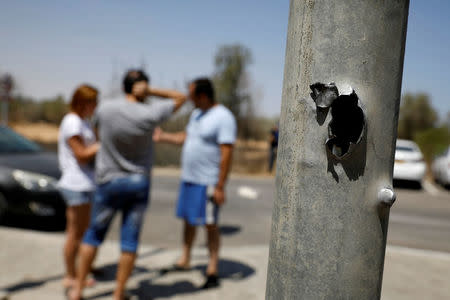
[59,188,94,207]
[83,174,150,253]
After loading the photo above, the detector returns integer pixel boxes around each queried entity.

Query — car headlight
[12,170,58,192]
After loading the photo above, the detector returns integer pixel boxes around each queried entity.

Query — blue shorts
[59,188,94,207]
[176,181,219,226]
[83,174,149,253]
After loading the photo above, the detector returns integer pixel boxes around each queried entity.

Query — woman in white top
[58,84,99,291]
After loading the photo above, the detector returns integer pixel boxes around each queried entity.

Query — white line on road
[237,186,259,200]
[390,213,450,229]
[387,244,450,261]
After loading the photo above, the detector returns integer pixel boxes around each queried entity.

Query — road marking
[237,186,259,200]
[422,180,441,196]
[390,213,450,229]
[387,245,450,261]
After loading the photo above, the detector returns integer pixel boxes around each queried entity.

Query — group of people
[57,70,236,300]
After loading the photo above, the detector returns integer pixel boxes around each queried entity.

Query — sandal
[201,274,220,289]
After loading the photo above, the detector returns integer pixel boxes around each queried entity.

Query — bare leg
[206,224,220,276]
[70,244,97,300]
[113,252,137,300]
[176,220,196,268]
[63,204,91,288]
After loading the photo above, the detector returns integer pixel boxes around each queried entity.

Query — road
[103,171,450,253]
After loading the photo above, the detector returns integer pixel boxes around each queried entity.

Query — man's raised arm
[148,87,187,112]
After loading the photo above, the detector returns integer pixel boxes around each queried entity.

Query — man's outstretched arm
[152,127,186,145]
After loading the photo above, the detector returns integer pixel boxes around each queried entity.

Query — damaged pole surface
[266,1,409,299]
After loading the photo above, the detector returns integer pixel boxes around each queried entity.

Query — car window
[0,127,42,153]
[396,146,415,152]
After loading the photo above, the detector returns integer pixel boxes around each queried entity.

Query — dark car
[0,126,65,225]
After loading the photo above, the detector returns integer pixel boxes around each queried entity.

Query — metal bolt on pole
[266,0,409,299]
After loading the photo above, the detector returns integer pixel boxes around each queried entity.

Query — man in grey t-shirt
[70,70,187,300]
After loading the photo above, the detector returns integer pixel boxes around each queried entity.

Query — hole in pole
[310,83,366,159]
[326,91,365,158]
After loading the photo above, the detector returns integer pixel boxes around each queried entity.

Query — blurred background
[0,1,449,176]
[0,1,449,299]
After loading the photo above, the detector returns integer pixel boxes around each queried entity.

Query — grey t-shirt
[95,98,175,184]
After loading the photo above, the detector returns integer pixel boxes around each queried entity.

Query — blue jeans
[83,174,149,253]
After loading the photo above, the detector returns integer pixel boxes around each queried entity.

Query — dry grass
[11,122,59,144]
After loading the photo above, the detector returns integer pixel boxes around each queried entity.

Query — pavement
[1,227,450,300]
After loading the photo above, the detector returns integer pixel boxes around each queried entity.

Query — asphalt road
[103,172,450,253]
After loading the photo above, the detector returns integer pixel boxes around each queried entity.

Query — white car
[431,146,450,187]
[393,139,426,188]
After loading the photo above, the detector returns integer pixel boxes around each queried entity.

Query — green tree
[213,44,252,119]
[415,126,450,164]
[41,95,67,124]
[397,93,438,140]
[10,94,67,124]
[446,111,450,129]
[212,44,255,138]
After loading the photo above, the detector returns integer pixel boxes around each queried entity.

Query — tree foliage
[397,93,450,166]
[213,44,252,119]
[415,126,450,163]
[212,44,263,139]
[9,94,68,124]
[397,93,438,140]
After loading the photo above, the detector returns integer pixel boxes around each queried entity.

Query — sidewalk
[1,227,449,299]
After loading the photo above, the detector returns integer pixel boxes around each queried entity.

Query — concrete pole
[266,1,409,299]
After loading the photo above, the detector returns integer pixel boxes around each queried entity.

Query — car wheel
[0,192,8,222]
[415,181,422,190]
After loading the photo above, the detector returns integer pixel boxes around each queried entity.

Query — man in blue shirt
[153,77,236,289]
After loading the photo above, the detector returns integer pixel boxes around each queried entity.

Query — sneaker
[201,274,220,289]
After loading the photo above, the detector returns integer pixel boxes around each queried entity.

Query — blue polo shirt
[181,104,237,186]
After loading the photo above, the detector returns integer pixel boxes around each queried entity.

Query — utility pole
[266,1,409,299]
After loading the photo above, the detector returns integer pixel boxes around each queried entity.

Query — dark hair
[192,77,215,102]
[123,69,149,94]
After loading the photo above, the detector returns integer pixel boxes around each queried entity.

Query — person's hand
[174,93,187,101]
[213,186,225,206]
[153,127,163,143]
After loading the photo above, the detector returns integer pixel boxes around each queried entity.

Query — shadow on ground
[219,224,241,236]
[1,244,256,300]
[87,258,255,299]
[0,274,62,294]
[0,248,163,297]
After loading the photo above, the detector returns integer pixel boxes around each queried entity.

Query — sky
[0,1,449,119]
